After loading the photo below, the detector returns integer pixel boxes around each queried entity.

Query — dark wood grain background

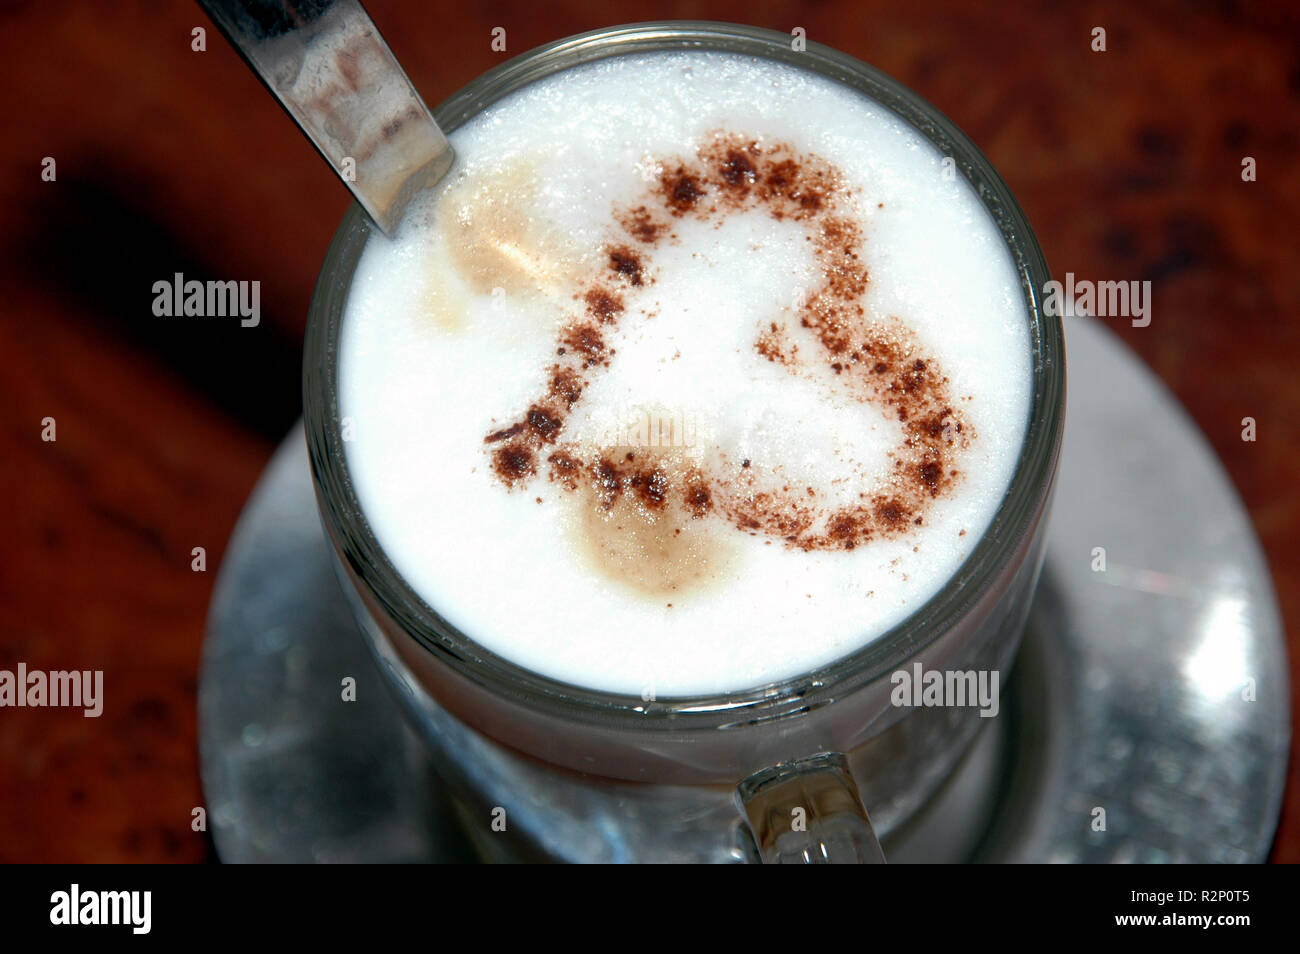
[1,0,1295,862]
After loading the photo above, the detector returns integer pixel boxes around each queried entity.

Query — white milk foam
[338,51,1032,696]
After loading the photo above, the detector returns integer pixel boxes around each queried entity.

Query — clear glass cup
[303,21,1065,863]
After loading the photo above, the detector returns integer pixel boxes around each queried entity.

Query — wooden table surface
[1,1,1296,862]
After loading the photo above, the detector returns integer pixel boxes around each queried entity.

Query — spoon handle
[197,0,454,235]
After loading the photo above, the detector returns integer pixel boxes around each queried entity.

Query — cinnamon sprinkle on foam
[482,133,971,557]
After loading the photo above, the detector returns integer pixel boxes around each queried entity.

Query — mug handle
[736,752,886,863]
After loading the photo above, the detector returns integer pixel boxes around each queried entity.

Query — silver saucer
[198,316,1290,862]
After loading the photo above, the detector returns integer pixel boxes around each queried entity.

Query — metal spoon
[197,0,454,235]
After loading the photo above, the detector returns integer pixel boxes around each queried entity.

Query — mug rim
[303,19,1065,733]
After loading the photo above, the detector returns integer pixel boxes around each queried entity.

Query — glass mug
[303,21,1065,863]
